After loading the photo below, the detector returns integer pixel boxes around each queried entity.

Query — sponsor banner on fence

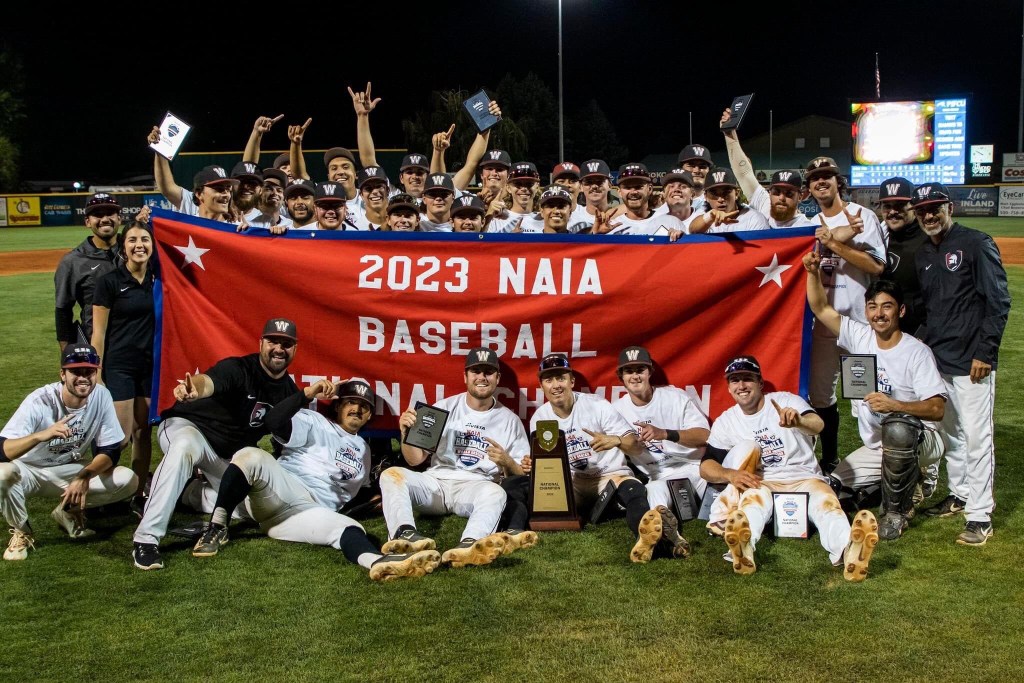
[41,196,75,226]
[5,197,42,226]
[949,186,998,217]
[0,198,7,227]
[151,210,815,431]
[998,185,1024,217]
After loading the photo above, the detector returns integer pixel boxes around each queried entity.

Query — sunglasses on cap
[724,359,760,376]
[539,355,571,373]
[63,350,101,367]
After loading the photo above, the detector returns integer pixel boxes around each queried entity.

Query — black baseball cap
[284,178,316,200]
[334,379,376,410]
[262,168,288,187]
[315,182,347,204]
[704,167,739,191]
[424,174,456,194]
[661,169,695,187]
[262,318,297,341]
[879,177,915,203]
[85,192,120,216]
[724,355,761,378]
[61,344,101,369]
[678,144,713,165]
[400,153,429,172]
[539,353,572,378]
[450,194,486,217]
[618,163,652,184]
[272,153,290,169]
[386,193,420,215]
[465,347,500,371]
[231,161,263,184]
[553,162,581,180]
[480,149,512,169]
[510,162,540,182]
[539,185,573,207]
[193,166,237,189]
[580,159,611,179]
[357,166,390,190]
[324,147,357,168]
[769,170,802,190]
[910,182,952,208]
[617,346,653,372]
[805,156,841,179]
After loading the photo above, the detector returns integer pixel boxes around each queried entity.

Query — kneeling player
[701,356,878,582]
[192,379,440,582]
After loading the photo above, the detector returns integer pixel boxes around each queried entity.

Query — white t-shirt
[530,392,634,479]
[608,211,686,236]
[707,392,824,483]
[811,202,888,321]
[176,187,200,216]
[838,317,947,450]
[1,383,124,468]
[696,205,771,234]
[427,393,531,482]
[486,210,542,233]
[419,217,452,233]
[613,386,709,480]
[748,186,816,228]
[276,409,369,510]
[353,213,384,231]
[567,205,593,234]
[247,212,293,230]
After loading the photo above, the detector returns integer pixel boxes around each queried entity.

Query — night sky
[7,1,1023,183]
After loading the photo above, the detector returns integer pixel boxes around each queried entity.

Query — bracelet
[666,429,680,443]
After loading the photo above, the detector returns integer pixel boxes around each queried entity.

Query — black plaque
[669,479,701,522]
[402,401,450,451]
[462,89,501,133]
[841,354,878,400]
[528,420,581,531]
[719,93,755,131]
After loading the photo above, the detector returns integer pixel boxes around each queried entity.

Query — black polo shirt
[882,220,929,335]
[93,265,155,370]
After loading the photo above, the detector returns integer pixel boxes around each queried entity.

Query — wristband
[666,430,680,443]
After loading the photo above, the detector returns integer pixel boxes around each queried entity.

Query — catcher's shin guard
[880,413,923,515]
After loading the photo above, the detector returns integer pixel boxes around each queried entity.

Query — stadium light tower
[558,0,564,162]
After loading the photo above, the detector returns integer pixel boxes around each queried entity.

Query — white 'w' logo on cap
[712,171,726,183]
[625,349,640,361]
[488,151,502,160]
[213,167,227,177]
[885,183,902,196]
[411,155,423,164]
[355,384,367,395]
[586,162,600,172]
[692,146,705,156]
[476,350,490,362]
[322,185,337,195]
[460,197,473,206]
[778,172,793,182]
[916,186,929,198]
[432,175,446,184]
[274,320,289,332]
[365,167,378,176]
[561,163,574,170]
[245,163,257,173]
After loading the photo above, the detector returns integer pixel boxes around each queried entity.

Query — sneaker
[921,481,936,500]
[441,535,506,568]
[51,503,95,539]
[192,524,229,557]
[4,528,35,561]
[381,528,436,554]
[956,521,993,546]
[878,511,909,541]
[843,510,879,582]
[496,529,539,555]
[656,505,690,559]
[723,510,756,575]
[133,542,164,570]
[924,494,966,518]
[369,550,442,582]
[630,508,663,564]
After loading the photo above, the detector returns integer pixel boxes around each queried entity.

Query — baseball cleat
[924,494,966,518]
[441,535,506,568]
[192,524,230,557]
[496,529,539,555]
[4,528,35,561]
[706,520,726,537]
[956,521,993,546]
[656,505,690,559]
[878,511,909,541]
[723,510,756,575]
[369,550,442,582]
[133,542,164,570]
[843,510,879,582]
[382,528,436,554]
[630,508,663,564]
[51,503,95,539]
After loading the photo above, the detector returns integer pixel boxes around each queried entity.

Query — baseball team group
[0,91,1011,583]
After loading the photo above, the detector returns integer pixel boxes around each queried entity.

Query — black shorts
[103,364,152,401]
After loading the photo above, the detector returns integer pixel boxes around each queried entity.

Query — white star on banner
[755,253,792,288]
[174,236,210,270]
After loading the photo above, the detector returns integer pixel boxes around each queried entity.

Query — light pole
[558,0,565,162]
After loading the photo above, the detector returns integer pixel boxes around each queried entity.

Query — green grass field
[1,225,1022,682]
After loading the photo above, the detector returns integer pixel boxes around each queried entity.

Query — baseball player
[353,167,390,231]
[700,356,879,581]
[283,179,318,230]
[686,167,770,234]
[912,183,1010,546]
[537,186,577,233]
[658,169,702,231]
[878,177,928,336]
[450,195,487,233]
[805,260,947,540]
[379,348,532,567]
[675,143,713,211]
[486,162,544,233]
[383,194,421,232]
[595,164,685,236]
[1,345,136,560]
[551,162,596,232]
[131,318,301,570]
[805,156,888,472]
[245,169,293,231]
[54,193,120,351]
[282,114,361,220]
[230,161,263,223]
[307,182,350,231]
[148,127,237,222]
[190,379,441,581]
[419,174,456,232]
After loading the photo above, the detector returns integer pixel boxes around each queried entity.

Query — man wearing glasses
[131,318,301,570]
[912,183,1010,546]
[1,345,135,560]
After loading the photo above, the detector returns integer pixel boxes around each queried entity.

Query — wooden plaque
[528,420,581,531]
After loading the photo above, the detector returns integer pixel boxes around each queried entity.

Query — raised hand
[592,208,621,235]
[432,124,456,151]
[147,126,160,145]
[842,206,864,234]
[771,398,800,429]
[288,118,312,144]
[347,82,381,116]
[254,115,284,134]
[304,378,336,401]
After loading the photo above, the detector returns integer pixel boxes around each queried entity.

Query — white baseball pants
[0,461,136,531]
[379,467,505,542]
[941,372,996,523]
[832,429,945,490]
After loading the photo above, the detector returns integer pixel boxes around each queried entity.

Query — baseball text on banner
[150,210,814,430]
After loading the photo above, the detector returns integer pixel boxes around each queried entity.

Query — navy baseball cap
[231,161,263,184]
[480,149,512,169]
[805,156,841,178]
[580,159,611,179]
[324,147,357,168]
[193,166,237,189]
[618,163,652,184]
[334,379,376,410]
[262,169,288,187]
[61,344,101,369]
[284,178,316,200]
[357,166,390,190]
[314,182,347,204]
[617,346,653,372]
[386,193,420,215]
[770,170,802,190]
[85,193,120,216]
[539,185,573,207]
[910,182,952,208]
[539,353,572,378]
[879,177,915,203]
[424,174,456,194]
[704,167,739,191]
[725,355,761,378]
[272,153,290,169]
[450,194,486,217]
[678,144,712,165]
[262,318,297,341]
[661,169,695,187]
[465,347,500,371]
[400,153,429,172]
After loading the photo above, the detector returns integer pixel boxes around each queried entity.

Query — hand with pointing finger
[771,398,801,429]
[484,437,515,470]
[288,118,312,144]
[583,428,621,452]
[433,124,456,151]
[708,209,740,227]
[43,415,74,441]
[254,115,284,134]
[174,373,199,402]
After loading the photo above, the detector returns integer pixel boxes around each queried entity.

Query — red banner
[151,210,814,430]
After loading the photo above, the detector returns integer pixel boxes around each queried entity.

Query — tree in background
[0,46,25,191]
[566,99,628,168]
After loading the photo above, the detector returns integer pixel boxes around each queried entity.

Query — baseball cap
[324,147,357,168]
[617,346,653,372]
[61,344,101,369]
[910,182,952,208]
[231,161,263,184]
[357,166,390,190]
[262,168,288,187]
[262,318,297,341]
[423,174,456,194]
[539,185,573,207]
[770,170,803,190]
[805,156,841,178]
[465,347,500,371]
[314,182,347,204]
[334,379,376,410]
[386,193,420,215]
[678,144,713,165]
[879,177,915,203]
[580,159,611,179]
[480,149,512,169]
[618,163,652,184]
[510,162,540,182]
[284,178,316,200]
[724,355,761,378]
[539,353,572,378]
[400,153,429,172]
[450,194,486,217]
[84,192,120,216]
[704,167,739,191]
[552,162,581,181]
[193,166,237,189]
[661,169,695,187]
[272,153,290,169]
